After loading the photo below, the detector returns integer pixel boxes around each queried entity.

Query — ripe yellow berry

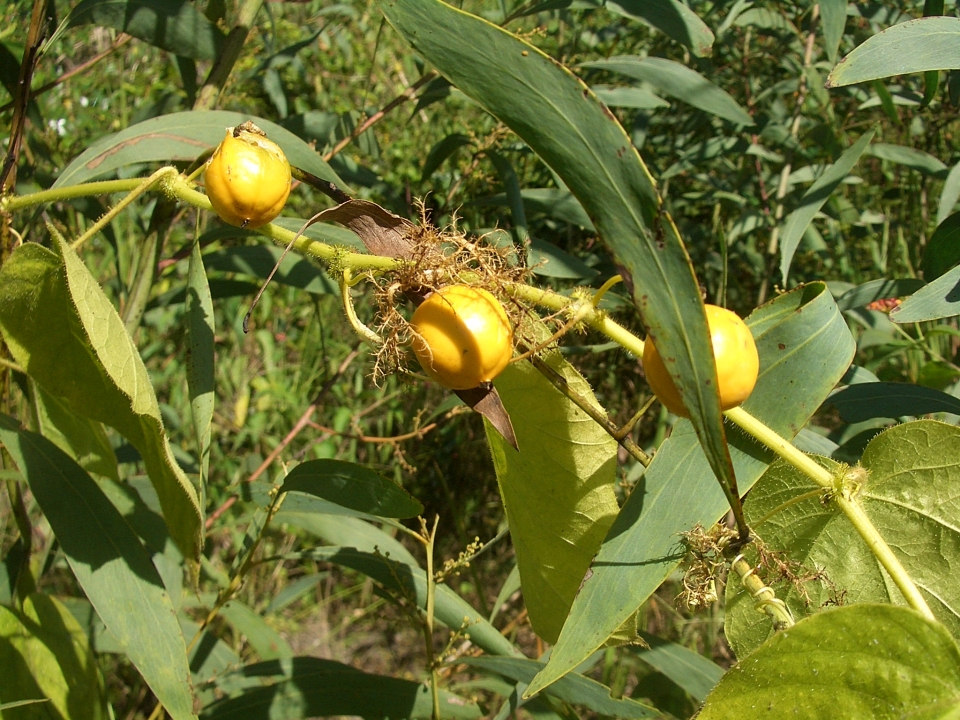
[643,304,759,417]
[410,286,514,390]
[204,122,291,229]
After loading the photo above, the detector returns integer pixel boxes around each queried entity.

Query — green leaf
[868,143,949,177]
[474,188,595,231]
[890,264,960,322]
[923,211,960,280]
[829,382,960,421]
[0,593,109,719]
[592,85,669,110]
[601,0,714,58]
[529,238,600,279]
[827,16,960,88]
[937,162,960,225]
[529,283,856,695]
[201,245,337,295]
[725,422,960,657]
[32,383,119,483]
[463,657,658,718]
[0,239,203,562]
[279,459,423,518]
[53,110,346,190]
[780,131,874,283]
[187,240,214,490]
[275,511,419,569]
[375,0,735,657]
[820,0,848,64]
[219,601,292,661]
[703,605,960,719]
[200,657,481,719]
[835,278,925,311]
[633,633,724,702]
[0,417,197,720]
[67,0,225,60]
[580,56,754,126]
[283,546,521,657]
[486,357,620,644]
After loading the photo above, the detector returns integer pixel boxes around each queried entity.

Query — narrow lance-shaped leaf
[602,0,714,58]
[579,56,754,126]
[0,240,203,561]
[187,240,214,496]
[780,130,874,283]
[54,110,345,190]
[375,0,737,642]
[890,264,960,323]
[827,16,960,88]
[0,416,197,720]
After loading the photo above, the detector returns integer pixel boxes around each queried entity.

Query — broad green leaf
[282,546,521,657]
[0,417,197,720]
[200,657,481,720]
[187,240,214,491]
[376,0,735,657]
[279,459,422,518]
[201,245,337,295]
[219,601,292,661]
[528,283,856,695]
[53,110,345,190]
[633,633,724,702]
[835,278,925,311]
[67,0,225,60]
[923,211,960,280]
[827,16,960,87]
[780,131,874,283]
[463,657,657,718]
[829,381,960,421]
[602,0,714,58]
[820,0,848,63]
[890,264,960,322]
[868,143,949,177]
[32,383,119,482]
[0,593,109,719]
[937,162,960,225]
[725,422,960,657]
[580,56,753,126]
[0,239,203,562]
[703,605,960,719]
[486,356,619,644]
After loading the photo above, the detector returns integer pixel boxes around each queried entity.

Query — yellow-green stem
[725,406,934,620]
[2,179,145,212]
[71,168,178,251]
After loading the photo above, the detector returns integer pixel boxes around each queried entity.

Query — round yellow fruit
[204,122,291,229]
[410,286,514,390]
[642,304,759,417]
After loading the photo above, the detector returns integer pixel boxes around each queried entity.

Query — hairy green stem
[2,179,145,212]
[725,406,934,620]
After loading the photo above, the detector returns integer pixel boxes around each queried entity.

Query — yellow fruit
[410,286,514,390]
[204,122,291,229]
[642,304,759,417]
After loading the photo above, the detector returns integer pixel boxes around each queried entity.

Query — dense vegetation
[3,0,960,718]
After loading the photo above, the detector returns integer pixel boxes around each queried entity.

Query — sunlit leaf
[827,16,960,87]
[0,417,197,720]
[703,605,960,719]
[725,422,960,656]
[0,239,203,562]
[486,356,619,644]
[891,264,960,322]
[0,593,109,719]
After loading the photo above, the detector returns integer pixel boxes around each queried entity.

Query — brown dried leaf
[456,385,518,450]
